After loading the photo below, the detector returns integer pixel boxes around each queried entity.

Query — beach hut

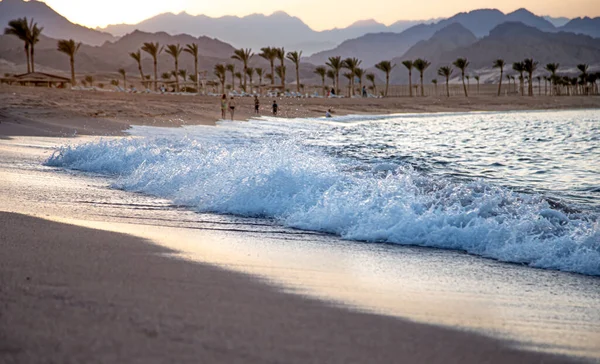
[0,72,71,88]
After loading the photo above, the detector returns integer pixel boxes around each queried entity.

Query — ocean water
[45,110,600,276]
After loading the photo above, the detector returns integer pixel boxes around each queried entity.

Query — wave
[45,136,600,276]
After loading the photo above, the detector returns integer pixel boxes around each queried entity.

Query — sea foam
[46,135,600,276]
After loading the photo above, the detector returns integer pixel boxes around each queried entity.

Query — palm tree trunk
[243,64,247,92]
[385,74,389,97]
[25,44,31,73]
[137,64,144,89]
[194,56,199,94]
[408,70,412,97]
[153,59,158,91]
[462,72,468,97]
[280,59,285,90]
[70,56,75,86]
[270,61,275,85]
[321,78,325,96]
[296,65,300,93]
[528,71,533,96]
[30,44,36,73]
[497,69,503,96]
[420,73,424,97]
[446,78,449,97]
[173,61,178,92]
[336,72,340,95]
[123,75,127,90]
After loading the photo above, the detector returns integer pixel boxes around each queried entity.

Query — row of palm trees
[5,17,599,97]
[4,17,43,73]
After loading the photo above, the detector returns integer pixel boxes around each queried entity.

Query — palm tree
[453,58,469,97]
[512,61,525,96]
[118,68,127,90]
[523,58,538,96]
[255,67,264,94]
[545,63,559,96]
[235,71,243,90]
[314,66,327,96]
[401,60,414,97]
[474,75,480,94]
[225,64,235,91]
[466,75,470,93]
[437,66,452,97]
[326,56,343,95]
[375,61,395,97]
[536,76,541,96]
[178,70,188,91]
[129,50,145,88]
[161,72,171,81]
[27,20,43,73]
[413,58,430,97]
[343,72,353,96]
[232,48,253,92]
[84,75,94,87]
[275,47,286,89]
[184,43,200,93]
[246,67,254,93]
[285,50,302,93]
[214,64,226,94]
[275,65,286,87]
[141,42,163,91]
[259,47,276,85]
[366,73,376,95]
[342,58,362,96]
[492,59,505,96]
[326,69,335,90]
[4,18,31,73]
[354,67,365,95]
[165,44,183,92]
[432,79,438,96]
[57,39,81,86]
[577,64,589,95]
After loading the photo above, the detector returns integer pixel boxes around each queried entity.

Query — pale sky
[40,0,600,30]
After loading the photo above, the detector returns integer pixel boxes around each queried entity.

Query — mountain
[0,0,115,46]
[306,8,559,68]
[0,30,237,75]
[559,17,600,38]
[544,16,571,27]
[99,11,440,55]
[399,23,477,62]
[388,22,600,84]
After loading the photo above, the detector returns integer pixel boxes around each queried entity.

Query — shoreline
[1,135,599,362]
[2,85,600,137]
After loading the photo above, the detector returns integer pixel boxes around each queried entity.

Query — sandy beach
[1,85,600,137]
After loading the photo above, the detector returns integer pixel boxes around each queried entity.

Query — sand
[1,85,600,137]
[0,211,577,363]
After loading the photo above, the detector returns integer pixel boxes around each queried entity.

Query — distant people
[272,100,278,116]
[325,109,332,118]
[220,94,227,119]
[254,96,260,115]
[362,86,367,97]
[229,96,236,120]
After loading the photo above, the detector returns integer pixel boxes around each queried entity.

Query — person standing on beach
[229,96,236,120]
[220,94,227,119]
[254,96,260,115]
[272,100,278,116]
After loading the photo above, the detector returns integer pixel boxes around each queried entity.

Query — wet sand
[2,85,600,137]
[0,138,588,362]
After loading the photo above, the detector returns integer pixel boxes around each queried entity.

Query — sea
[45,109,600,277]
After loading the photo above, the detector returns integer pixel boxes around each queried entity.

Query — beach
[2,85,600,136]
[1,87,600,363]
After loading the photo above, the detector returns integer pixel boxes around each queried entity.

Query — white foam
[46,135,600,276]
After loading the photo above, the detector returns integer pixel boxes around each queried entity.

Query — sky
[40,0,600,30]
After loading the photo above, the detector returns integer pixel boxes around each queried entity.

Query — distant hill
[559,17,600,38]
[543,16,571,27]
[399,23,477,62]
[306,8,560,68]
[99,11,440,55]
[387,22,600,84]
[0,0,115,46]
